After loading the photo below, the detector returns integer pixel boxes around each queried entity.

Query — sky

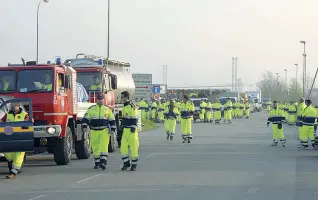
[1,0,318,89]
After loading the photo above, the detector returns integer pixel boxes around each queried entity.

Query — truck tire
[53,127,72,165]
[108,132,117,153]
[75,129,91,159]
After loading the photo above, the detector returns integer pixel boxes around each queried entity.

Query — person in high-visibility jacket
[300,99,316,149]
[205,101,212,123]
[224,98,233,123]
[150,100,158,121]
[233,100,238,119]
[287,101,297,125]
[296,98,306,148]
[238,100,244,118]
[199,100,206,122]
[213,100,222,123]
[245,101,250,119]
[120,91,140,171]
[0,102,30,179]
[266,100,272,112]
[180,95,195,143]
[0,78,9,91]
[89,74,102,91]
[163,99,180,140]
[157,99,166,122]
[40,73,53,91]
[175,100,181,123]
[138,98,148,119]
[267,101,286,147]
[82,93,116,170]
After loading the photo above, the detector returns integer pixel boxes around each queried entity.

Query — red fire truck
[64,54,135,148]
[0,59,95,165]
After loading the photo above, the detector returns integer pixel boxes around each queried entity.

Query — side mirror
[111,74,117,90]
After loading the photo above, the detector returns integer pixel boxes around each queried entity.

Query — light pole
[269,75,272,98]
[284,69,287,90]
[294,64,298,91]
[276,73,279,84]
[300,41,306,97]
[107,0,110,59]
[36,0,49,65]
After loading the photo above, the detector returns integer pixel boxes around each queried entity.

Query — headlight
[46,127,56,135]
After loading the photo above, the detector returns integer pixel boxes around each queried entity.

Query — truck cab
[0,61,91,165]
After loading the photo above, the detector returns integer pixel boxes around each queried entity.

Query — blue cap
[47,61,51,64]
[56,57,61,65]
[98,59,103,65]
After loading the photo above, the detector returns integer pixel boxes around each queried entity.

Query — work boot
[130,165,137,171]
[187,138,191,143]
[271,142,278,147]
[166,132,170,140]
[182,138,187,143]
[5,173,16,179]
[94,162,100,169]
[100,160,107,170]
[121,161,131,171]
[170,135,174,140]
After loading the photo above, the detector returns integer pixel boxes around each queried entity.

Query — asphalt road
[1,112,318,200]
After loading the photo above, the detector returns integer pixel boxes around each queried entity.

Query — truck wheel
[75,129,91,159]
[53,127,72,165]
[108,132,117,153]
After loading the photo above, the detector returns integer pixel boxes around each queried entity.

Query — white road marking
[16,188,183,195]
[147,152,272,156]
[28,194,46,200]
[76,174,101,184]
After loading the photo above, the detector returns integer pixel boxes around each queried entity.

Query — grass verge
[141,119,158,132]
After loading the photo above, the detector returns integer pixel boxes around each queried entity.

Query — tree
[256,70,303,101]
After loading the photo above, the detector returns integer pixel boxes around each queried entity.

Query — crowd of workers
[266,98,318,149]
[137,96,252,142]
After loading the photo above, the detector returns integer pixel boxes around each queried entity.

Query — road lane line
[28,194,46,200]
[76,174,101,184]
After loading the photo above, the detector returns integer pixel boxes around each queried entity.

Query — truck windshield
[219,98,227,105]
[77,72,102,92]
[0,70,16,93]
[17,69,53,93]
[192,100,201,107]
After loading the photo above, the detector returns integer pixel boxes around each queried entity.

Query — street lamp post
[284,69,287,90]
[300,41,306,97]
[294,64,298,91]
[107,0,110,59]
[36,0,49,65]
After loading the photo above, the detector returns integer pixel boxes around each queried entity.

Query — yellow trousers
[224,110,232,121]
[164,118,177,134]
[90,129,110,163]
[181,118,192,138]
[120,128,139,165]
[4,152,25,174]
[272,124,285,141]
[214,111,221,121]
[300,125,314,147]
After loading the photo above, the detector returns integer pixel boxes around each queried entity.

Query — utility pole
[107,0,110,60]
[300,41,306,97]
[284,69,287,90]
[36,0,49,65]
[232,57,238,91]
[294,64,298,91]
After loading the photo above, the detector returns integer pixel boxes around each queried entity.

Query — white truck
[246,91,262,112]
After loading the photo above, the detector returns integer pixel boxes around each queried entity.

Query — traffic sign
[152,84,161,93]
